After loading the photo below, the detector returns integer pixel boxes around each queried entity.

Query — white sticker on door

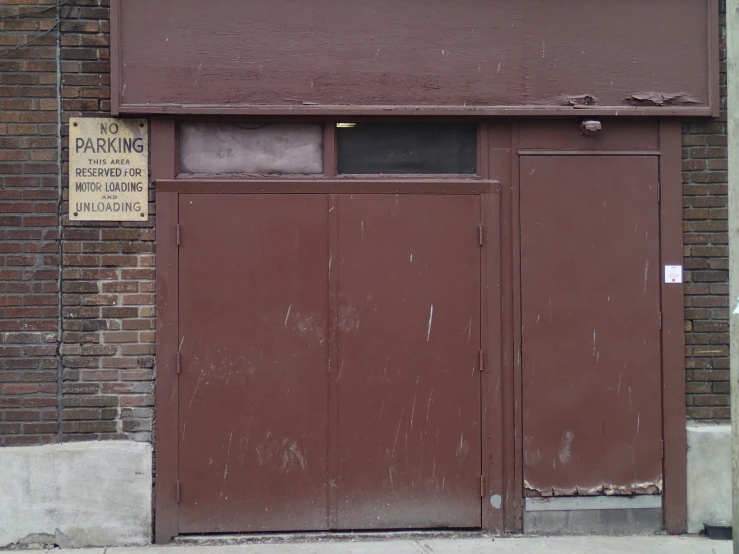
[664,265,683,284]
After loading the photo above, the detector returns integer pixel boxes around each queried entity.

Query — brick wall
[682,0,730,421]
[59,0,154,442]
[0,0,732,449]
[0,0,61,447]
[0,0,153,446]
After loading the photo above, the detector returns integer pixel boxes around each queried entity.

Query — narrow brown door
[177,194,330,533]
[520,156,663,496]
[335,194,483,529]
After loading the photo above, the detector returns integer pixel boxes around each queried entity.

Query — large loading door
[520,156,664,497]
[176,192,489,533]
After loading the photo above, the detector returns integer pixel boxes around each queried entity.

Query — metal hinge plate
[479,350,484,372]
[658,311,662,330]
[176,481,181,503]
[176,224,181,246]
[480,476,485,498]
[176,351,182,375]
[478,224,484,246]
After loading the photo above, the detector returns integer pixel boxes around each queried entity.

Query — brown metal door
[520,156,663,496]
[335,194,483,528]
[177,194,330,533]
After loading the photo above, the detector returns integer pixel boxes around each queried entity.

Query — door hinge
[658,311,663,330]
[176,481,181,503]
[176,224,181,246]
[176,351,182,375]
[660,439,664,459]
[657,184,661,203]
[479,350,485,372]
[480,476,485,498]
[478,224,484,247]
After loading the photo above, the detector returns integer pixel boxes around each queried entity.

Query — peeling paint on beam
[624,92,700,107]
[562,94,598,107]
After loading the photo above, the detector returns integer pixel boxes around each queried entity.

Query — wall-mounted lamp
[580,119,602,136]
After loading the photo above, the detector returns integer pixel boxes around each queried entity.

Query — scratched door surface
[177,194,330,533]
[520,156,663,496]
[335,194,483,529]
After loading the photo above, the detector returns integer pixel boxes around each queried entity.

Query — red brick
[3,383,39,395]
[103,331,138,343]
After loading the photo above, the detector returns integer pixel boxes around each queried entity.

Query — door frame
[658,120,688,534]
[152,117,505,542]
[152,117,686,540]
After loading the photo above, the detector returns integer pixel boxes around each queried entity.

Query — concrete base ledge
[0,441,152,548]
[687,423,731,533]
[88,536,729,554]
[524,507,663,535]
[0,421,728,545]
[526,496,662,512]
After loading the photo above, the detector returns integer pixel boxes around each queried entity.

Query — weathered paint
[113,0,717,116]
[520,155,663,497]
[177,194,330,533]
[335,194,483,529]
[172,190,489,533]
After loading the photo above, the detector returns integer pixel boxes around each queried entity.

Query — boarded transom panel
[520,156,663,496]
[179,123,323,175]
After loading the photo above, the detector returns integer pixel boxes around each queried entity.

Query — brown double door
[177,193,483,533]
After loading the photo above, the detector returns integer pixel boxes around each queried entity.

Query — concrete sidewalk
[71,536,729,554]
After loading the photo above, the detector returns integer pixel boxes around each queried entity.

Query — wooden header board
[112,0,718,117]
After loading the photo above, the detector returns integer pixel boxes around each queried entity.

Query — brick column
[682,1,731,421]
[0,0,62,446]
[60,0,154,442]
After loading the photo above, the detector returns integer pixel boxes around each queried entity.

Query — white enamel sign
[69,117,148,221]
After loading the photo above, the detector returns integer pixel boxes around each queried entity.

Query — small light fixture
[336,123,357,128]
[580,119,602,136]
